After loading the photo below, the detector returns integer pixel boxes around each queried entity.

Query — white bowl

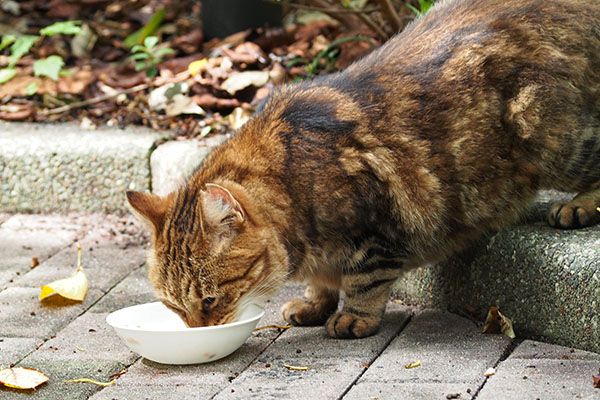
[106,302,264,365]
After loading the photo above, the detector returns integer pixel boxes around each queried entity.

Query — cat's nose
[184,312,207,328]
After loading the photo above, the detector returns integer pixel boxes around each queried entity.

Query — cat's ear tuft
[126,191,171,232]
[201,183,245,227]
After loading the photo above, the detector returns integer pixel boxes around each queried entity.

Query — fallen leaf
[483,307,516,339]
[188,58,209,76]
[165,94,205,116]
[253,324,291,332]
[0,103,33,121]
[31,257,39,268]
[221,71,270,95]
[40,244,88,302]
[193,93,242,109]
[484,367,496,377]
[0,75,57,98]
[227,107,253,130]
[593,368,600,388]
[283,364,308,371]
[405,360,421,369]
[0,367,49,389]
[64,378,115,386]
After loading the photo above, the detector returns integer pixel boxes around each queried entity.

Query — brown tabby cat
[127,0,600,338]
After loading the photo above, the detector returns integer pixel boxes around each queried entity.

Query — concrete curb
[1,122,598,353]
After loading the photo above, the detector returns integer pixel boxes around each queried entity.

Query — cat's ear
[201,183,245,228]
[126,191,172,232]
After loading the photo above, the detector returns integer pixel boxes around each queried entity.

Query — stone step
[394,197,600,353]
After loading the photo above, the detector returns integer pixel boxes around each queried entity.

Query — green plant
[287,35,376,81]
[0,20,82,85]
[406,0,433,17]
[129,36,174,78]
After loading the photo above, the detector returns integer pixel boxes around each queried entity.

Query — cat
[127,0,600,338]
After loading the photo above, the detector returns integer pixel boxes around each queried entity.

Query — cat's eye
[202,297,216,313]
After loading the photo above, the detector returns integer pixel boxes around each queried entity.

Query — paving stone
[478,340,600,400]
[150,135,228,197]
[0,337,41,366]
[90,266,156,313]
[212,304,412,399]
[0,287,103,339]
[344,310,512,400]
[0,360,125,400]
[26,312,139,366]
[0,215,79,289]
[10,229,146,293]
[0,122,160,213]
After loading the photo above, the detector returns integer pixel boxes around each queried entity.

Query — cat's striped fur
[128,0,600,338]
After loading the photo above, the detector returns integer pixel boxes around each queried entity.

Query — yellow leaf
[0,367,49,389]
[483,306,516,339]
[188,58,208,76]
[40,244,88,302]
[405,360,421,369]
[64,378,116,386]
[283,364,308,371]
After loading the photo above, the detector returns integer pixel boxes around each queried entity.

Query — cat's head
[126,182,287,327]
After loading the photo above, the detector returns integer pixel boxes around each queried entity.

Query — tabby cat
[127,0,600,338]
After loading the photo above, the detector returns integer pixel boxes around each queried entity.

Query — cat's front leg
[281,282,339,326]
[326,267,400,339]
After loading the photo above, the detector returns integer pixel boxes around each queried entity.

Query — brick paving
[0,214,598,400]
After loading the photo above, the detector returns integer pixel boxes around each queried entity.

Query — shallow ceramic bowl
[106,302,264,365]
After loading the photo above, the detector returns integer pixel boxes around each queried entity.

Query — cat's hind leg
[281,282,339,326]
[548,187,600,229]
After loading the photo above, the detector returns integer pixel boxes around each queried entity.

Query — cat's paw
[281,298,336,326]
[325,311,380,339]
[548,199,600,229]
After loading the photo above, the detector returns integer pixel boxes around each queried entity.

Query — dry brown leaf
[593,368,600,388]
[40,244,88,302]
[221,71,269,95]
[57,69,95,94]
[0,75,57,97]
[0,367,49,390]
[0,103,34,121]
[483,307,516,339]
[228,107,253,130]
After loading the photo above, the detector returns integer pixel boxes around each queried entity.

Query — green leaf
[130,44,146,53]
[9,35,39,68]
[33,55,65,81]
[143,36,159,49]
[406,3,421,16]
[0,35,16,51]
[0,68,17,84]
[26,81,39,95]
[145,65,158,78]
[58,69,73,77]
[134,62,147,71]
[129,52,150,61]
[418,0,433,14]
[124,8,165,48]
[152,47,174,59]
[199,125,212,138]
[40,20,82,36]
